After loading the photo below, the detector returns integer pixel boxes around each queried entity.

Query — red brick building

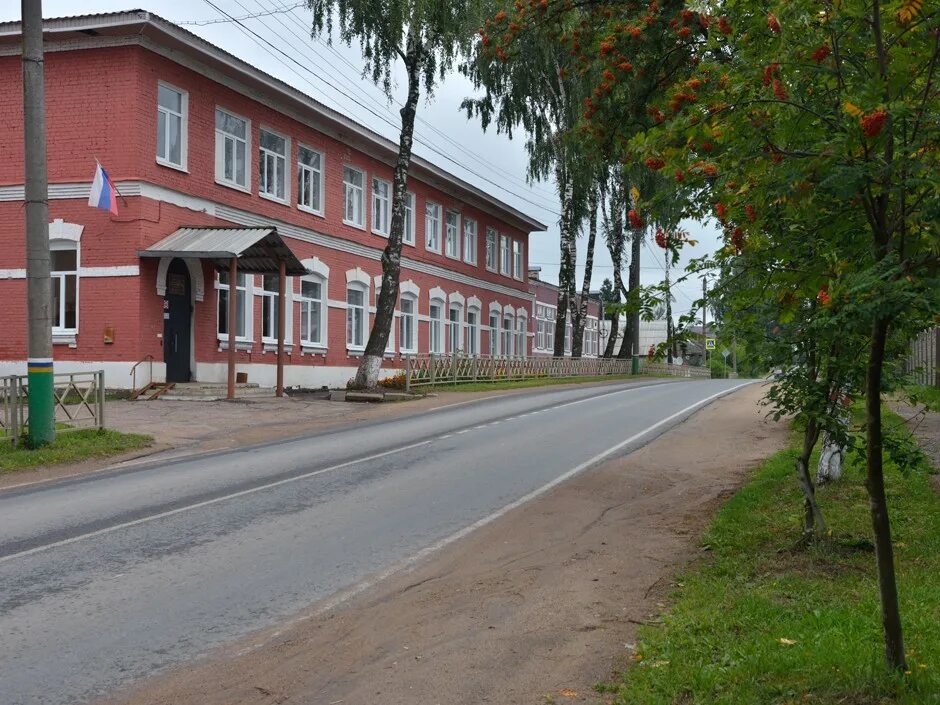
[528,268,604,357]
[0,11,545,389]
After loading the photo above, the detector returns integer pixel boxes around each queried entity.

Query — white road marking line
[456,430,470,435]
[236,380,755,652]
[439,434,453,439]
[0,379,729,565]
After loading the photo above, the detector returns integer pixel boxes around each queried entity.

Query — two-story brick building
[0,10,546,389]
[528,268,604,357]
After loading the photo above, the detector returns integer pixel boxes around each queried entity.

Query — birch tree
[306,0,484,389]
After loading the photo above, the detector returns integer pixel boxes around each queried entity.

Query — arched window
[299,258,329,349]
[345,267,370,351]
[502,314,514,357]
[466,306,481,356]
[516,313,527,359]
[448,302,463,354]
[51,239,79,334]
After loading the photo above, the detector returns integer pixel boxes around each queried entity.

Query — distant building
[528,269,603,357]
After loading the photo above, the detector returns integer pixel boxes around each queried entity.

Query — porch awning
[138,226,308,276]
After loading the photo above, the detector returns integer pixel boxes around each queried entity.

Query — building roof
[139,226,308,275]
[0,9,548,234]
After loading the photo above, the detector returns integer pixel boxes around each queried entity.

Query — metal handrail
[130,354,155,396]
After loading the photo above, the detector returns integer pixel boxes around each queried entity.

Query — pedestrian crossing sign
[705,338,716,350]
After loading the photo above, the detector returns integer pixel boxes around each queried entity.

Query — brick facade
[0,13,545,388]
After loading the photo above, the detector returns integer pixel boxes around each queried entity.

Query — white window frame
[448,303,463,354]
[346,284,368,350]
[259,274,293,345]
[445,210,461,259]
[485,228,498,272]
[516,315,527,358]
[500,235,512,276]
[297,145,324,216]
[298,274,327,348]
[466,307,481,356]
[343,166,366,229]
[502,315,515,356]
[217,272,253,343]
[399,295,418,354]
[259,128,289,204]
[425,202,442,253]
[50,240,79,334]
[512,240,524,280]
[429,298,445,354]
[215,107,250,192]
[463,218,478,265]
[489,311,500,356]
[156,81,188,171]
[402,192,416,246]
[372,177,392,237]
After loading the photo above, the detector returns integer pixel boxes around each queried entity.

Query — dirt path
[102,384,785,705]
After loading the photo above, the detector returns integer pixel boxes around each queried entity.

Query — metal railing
[403,354,709,391]
[130,354,155,396]
[1,370,105,445]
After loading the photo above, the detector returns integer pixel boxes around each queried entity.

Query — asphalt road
[0,377,750,705]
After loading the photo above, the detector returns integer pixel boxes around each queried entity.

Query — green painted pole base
[27,360,55,447]
[632,354,640,375]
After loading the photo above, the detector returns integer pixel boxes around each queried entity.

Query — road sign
[721,348,730,359]
[705,338,716,350]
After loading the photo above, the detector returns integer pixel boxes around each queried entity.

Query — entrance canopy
[139,226,308,275]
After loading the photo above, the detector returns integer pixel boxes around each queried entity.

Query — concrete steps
[159,382,274,402]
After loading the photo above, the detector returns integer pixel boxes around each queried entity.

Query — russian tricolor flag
[88,162,118,215]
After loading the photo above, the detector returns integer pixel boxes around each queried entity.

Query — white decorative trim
[448,291,465,307]
[516,306,528,317]
[429,286,447,302]
[467,295,482,310]
[346,267,371,287]
[0,269,27,279]
[399,279,420,298]
[503,304,517,315]
[0,265,138,280]
[300,256,329,279]
[155,258,205,301]
[49,218,83,242]
[489,301,503,314]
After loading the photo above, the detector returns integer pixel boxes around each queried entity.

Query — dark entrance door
[164,258,192,383]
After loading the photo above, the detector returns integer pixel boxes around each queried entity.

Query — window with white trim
[425,202,442,252]
[517,316,527,358]
[215,108,249,190]
[343,167,365,228]
[502,315,514,356]
[372,178,391,236]
[259,129,288,202]
[512,240,524,279]
[445,211,460,258]
[297,146,323,215]
[51,243,78,333]
[485,228,497,271]
[467,308,480,356]
[463,219,478,265]
[260,275,282,342]
[429,300,444,353]
[157,82,187,169]
[218,272,251,341]
[489,312,500,356]
[546,306,556,352]
[299,276,326,347]
[403,192,416,245]
[399,296,417,353]
[346,286,367,348]
[448,304,463,354]
[565,316,572,354]
[500,235,511,276]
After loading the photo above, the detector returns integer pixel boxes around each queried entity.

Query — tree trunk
[618,226,642,359]
[570,187,598,358]
[794,420,827,537]
[865,316,907,671]
[553,162,575,357]
[604,202,625,359]
[664,243,674,363]
[353,39,421,389]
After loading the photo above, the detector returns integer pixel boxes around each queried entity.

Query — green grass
[418,373,666,393]
[601,412,940,704]
[906,384,940,412]
[0,428,153,472]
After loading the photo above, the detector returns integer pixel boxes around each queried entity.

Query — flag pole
[93,156,129,206]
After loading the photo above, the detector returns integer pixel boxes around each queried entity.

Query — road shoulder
[102,383,786,705]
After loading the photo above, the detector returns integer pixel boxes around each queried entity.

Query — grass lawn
[601,411,940,704]
[418,373,669,393]
[0,428,153,473]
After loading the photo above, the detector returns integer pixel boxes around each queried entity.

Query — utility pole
[702,275,708,368]
[22,0,55,447]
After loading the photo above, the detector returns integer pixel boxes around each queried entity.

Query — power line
[179,2,304,25]
[198,0,562,216]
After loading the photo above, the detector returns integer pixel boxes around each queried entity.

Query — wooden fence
[905,327,939,388]
[1,370,105,445]
[403,354,710,391]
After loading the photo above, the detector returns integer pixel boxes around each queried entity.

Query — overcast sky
[5,0,720,317]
